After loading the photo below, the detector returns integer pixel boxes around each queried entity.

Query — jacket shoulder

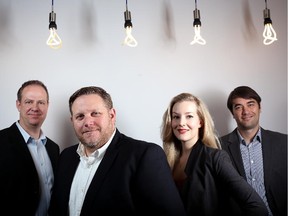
[115,131,162,150]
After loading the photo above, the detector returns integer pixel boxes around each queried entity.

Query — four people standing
[0,80,60,215]
[0,83,285,216]
[220,86,287,216]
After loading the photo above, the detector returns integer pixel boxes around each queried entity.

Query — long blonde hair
[160,93,220,170]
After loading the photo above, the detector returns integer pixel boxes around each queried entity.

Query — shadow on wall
[242,0,258,43]
[60,115,78,152]
[199,89,231,137]
[162,0,176,44]
[0,1,14,49]
[81,0,98,45]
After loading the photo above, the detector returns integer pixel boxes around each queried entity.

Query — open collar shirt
[238,128,272,216]
[68,129,116,216]
[16,121,54,216]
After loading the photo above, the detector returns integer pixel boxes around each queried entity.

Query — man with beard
[48,86,186,216]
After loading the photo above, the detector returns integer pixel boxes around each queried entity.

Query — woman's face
[171,101,201,145]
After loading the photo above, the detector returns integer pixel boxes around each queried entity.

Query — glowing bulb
[47,28,62,49]
[263,24,277,45]
[190,9,206,45]
[123,26,138,47]
[123,9,137,47]
[190,25,206,45]
[263,8,277,45]
[46,11,62,49]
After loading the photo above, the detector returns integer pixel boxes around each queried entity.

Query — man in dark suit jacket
[0,80,60,216]
[49,86,186,216]
[220,86,287,216]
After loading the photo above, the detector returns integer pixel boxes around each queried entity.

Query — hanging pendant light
[262,0,277,45]
[46,0,62,49]
[122,0,138,47]
[190,0,206,45]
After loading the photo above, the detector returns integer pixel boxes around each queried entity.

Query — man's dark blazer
[0,122,60,215]
[49,129,186,216]
[220,128,287,216]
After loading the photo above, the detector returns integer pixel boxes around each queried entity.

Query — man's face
[232,97,261,131]
[16,85,49,130]
[70,94,116,152]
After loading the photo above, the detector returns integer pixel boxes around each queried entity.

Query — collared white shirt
[68,129,116,216]
[16,121,54,216]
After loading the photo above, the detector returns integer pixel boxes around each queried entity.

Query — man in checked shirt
[220,86,287,216]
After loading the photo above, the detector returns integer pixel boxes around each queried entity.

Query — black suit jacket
[49,129,186,216]
[181,140,268,216]
[0,122,60,215]
[220,128,287,216]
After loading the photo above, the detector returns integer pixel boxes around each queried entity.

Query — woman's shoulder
[200,144,231,164]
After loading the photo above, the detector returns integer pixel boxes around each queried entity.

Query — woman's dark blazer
[181,140,268,216]
[0,122,60,215]
[49,129,187,216]
[220,128,287,216]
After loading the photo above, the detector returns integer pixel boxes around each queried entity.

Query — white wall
[0,0,287,151]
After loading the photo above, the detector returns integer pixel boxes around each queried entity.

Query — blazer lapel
[260,128,273,186]
[9,123,37,169]
[226,130,247,178]
[81,130,121,210]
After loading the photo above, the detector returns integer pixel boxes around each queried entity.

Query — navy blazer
[49,129,186,216]
[220,128,287,216]
[181,140,268,216]
[0,122,60,215]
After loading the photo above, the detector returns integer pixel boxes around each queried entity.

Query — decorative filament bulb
[190,8,206,45]
[263,7,277,45]
[46,11,62,49]
[122,1,137,47]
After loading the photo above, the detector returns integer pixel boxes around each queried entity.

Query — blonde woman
[161,93,268,216]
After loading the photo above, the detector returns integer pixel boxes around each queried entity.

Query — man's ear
[110,108,116,119]
[16,100,21,112]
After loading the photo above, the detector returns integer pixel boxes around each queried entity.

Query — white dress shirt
[68,130,115,216]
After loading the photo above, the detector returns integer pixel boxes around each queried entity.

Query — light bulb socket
[48,11,58,29]
[49,21,57,29]
[193,9,202,26]
[124,10,133,28]
[263,8,272,25]
[264,17,272,25]
[193,9,201,19]
[193,19,201,26]
[49,11,56,22]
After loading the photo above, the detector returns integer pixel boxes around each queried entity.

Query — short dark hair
[17,80,49,102]
[227,86,261,113]
[69,86,113,114]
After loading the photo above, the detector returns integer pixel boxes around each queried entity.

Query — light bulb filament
[190,25,206,45]
[47,28,62,49]
[263,23,277,45]
[123,26,138,47]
